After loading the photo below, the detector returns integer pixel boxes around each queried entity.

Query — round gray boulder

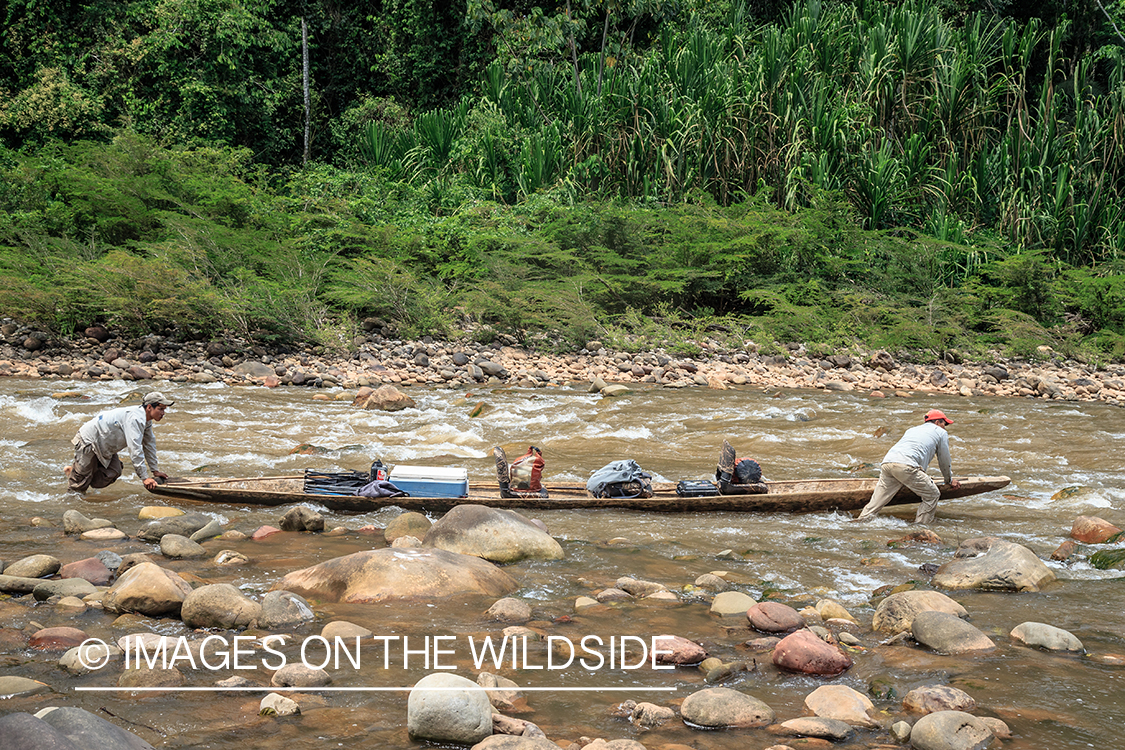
[407,672,493,743]
[911,611,995,654]
[1009,621,1084,652]
[872,590,969,634]
[680,686,775,728]
[932,537,1056,592]
[423,505,563,563]
[180,583,262,629]
[909,710,994,750]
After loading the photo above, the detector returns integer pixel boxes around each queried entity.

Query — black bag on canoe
[302,469,369,496]
[676,479,719,497]
[587,460,653,499]
[733,458,762,484]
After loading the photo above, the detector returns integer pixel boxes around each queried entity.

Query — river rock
[274,547,517,603]
[258,590,314,629]
[872,590,969,634]
[59,641,123,674]
[748,601,805,633]
[118,666,184,688]
[189,519,224,541]
[181,583,262,629]
[0,712,82,750]
[358,384,416,411]
[776,717,853,741]
[0,676,52,698]
[680,686,775,728]
[58,557,112,585]
[322,620,374,639]
[33,578,96,601]
[908,710,994,750]
[772,629,852,676]
[36,706,155,750]
[408,672,494,743]
[1069,515,1121,543]
[423,505,563,563]
[803,684,878,727]
[136,513,214,542]
[260,692,301,716]
[385,511,432,543]
[102,562,193,616]
[814,599,857,623]
[271,663,331,687]
[932,537,1056,592]
[631,701,676,728]
[81,527,127,541]
[903,685,977,714]
[693,573,730,592]
[280,505,325,532]
[160,534,208,559]
[62,510,114,534]
[29,627,89,651]
[486,597,532,623]
[4,554,60,579]
[710,590,756,616]
[1009,621,1084,652]
[652,634,707,665]
[138,506,185,520]
[472,735,559,750]
[477,671,524,711]
[0,573,45,593]
[911,610,995,654]
[213,549,250,566]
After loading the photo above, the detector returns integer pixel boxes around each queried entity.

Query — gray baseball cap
[142,392,175,407]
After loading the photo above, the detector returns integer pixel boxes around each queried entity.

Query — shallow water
[0,378,1123,749]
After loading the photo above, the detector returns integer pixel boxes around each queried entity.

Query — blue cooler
[389,465,469,498]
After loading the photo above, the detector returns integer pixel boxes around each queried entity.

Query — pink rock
[1070,515,1122,544]
[748,601,805,633]
[772,629,853,676]
[30,626,89,650]
[652,634,707,665]
[252,525,283,540]
[59,557,112,586]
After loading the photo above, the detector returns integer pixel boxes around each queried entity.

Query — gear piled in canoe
[494,445,548,498]
[715,440,768,495]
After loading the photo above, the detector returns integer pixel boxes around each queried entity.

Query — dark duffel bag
[676,480,719,497]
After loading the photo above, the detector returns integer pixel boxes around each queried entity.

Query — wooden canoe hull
[148,475,1011,514]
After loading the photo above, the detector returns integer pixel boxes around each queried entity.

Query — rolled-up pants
[68,439,122,493]
[858,462,941,524]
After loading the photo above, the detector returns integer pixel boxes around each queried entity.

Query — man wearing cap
[857,409,961,524]
[65,392,174,493]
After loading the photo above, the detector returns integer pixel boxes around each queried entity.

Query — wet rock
[321,620,373,639]
[0,676,52,700]
[58,557,112,585]
[260,692,301,716]
[81,527,127,541]
[358,384,416,411]
[0,712,83,750]
[911,610,995,654]
[1050,540,1077,561]
[932,536,1056,592]
[803,684,878,727]
[0,573,51,594]
[181,583,262,630]
[391,535,422,548]
[59,642,123,674]
[213,549,250,566]
[62,510,114,534]
[423,505,563,563]
[36,706,155,750]
[33,578,96,601]
[772,629,853,676]
[477,671,524,711]
[693,573,730,592]
[486,597,532,623]
[408,672,493,744]
[652,634,707,665]
[631,702,676,729]
[472,736,558,750]
[908,710,994,750]
[615,577,667,597]
[814,599,857,624]
[748,601,805,633]
[160,534,208,559]
[710,590,755,616]
[271,663,330,687]
[1069,515,1121,544]
[136,513,214,542]
[275,547,517,603]
[1009,621,1084,652]
[29,627,89,651]
[872,590,969,634]
[188,519,224,542]
[4,554,60,579]
[252,525,282,540]
[280,505,325,532]
[119,666,184,688]
[258,590,314,629]
[775,717,853,741]
[385,511,432,543]
[138,506,185,520]
[102,562,193,617]
[903,685,977,714]
[680,686,775,728]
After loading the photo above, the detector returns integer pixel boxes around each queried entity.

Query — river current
[0,377,1122,749]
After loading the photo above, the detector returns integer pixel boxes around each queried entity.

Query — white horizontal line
[75,686,677,692]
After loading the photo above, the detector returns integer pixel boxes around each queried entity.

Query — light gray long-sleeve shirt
[881,422,952,484]
[75,406,158,480]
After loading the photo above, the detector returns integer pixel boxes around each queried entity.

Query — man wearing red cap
[857,409,961,524]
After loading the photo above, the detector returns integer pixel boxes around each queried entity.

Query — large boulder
[407,672,493,744]
[911,611,996,654]
[909,710,994,750]
[1069,515,1121,544]
[258,590,315,629]
[903,685,977,714]
[136,513,214,542]
[4,554,60,578]
[102,562,193,616]
[679,687,775,728]
[357,384,416,411]
[747,601,805,633]
[772,629,853,676]
[872,590,969,634]
[1009,622,1084,652]
[274,547,517,603]
[180,583,262,630]
[36,706,154,750]
[0,713,84,750]
[932,537,1056,592]
[423,505,563,563]
[385,511,432,543]
[803,684,879,727]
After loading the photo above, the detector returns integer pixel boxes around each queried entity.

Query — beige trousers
[857,462,941,524]
[68,440,123,494]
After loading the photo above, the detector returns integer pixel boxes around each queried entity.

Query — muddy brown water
[0,378,1122,749]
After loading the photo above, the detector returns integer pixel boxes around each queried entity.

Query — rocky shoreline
[2,319,1124,406]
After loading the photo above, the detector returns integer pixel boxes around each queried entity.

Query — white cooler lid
[389,465,468,481]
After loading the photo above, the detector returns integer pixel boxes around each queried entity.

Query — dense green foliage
[1,1,1124,360]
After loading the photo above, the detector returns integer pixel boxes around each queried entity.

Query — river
[0,377,1122,749]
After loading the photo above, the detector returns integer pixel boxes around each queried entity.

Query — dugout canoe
[147,475,1011,514]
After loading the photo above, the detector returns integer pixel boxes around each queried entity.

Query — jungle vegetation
[1,0,1124,361]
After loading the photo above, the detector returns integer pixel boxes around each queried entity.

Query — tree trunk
[302,17,310,165]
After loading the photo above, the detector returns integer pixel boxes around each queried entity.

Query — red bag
[510,446,545,492]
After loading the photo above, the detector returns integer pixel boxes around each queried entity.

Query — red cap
[924,409,952,424]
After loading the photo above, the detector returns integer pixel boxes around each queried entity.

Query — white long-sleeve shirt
[881,422,953,484]
[75,406,159,480]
